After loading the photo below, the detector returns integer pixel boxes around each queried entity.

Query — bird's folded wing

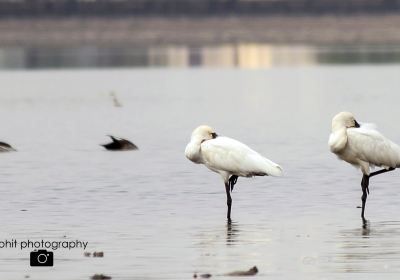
[347,127,400,168]
[201,137,282,176]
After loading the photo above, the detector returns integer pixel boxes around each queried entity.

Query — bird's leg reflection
[226,221,240,245]
[361,219,371,236]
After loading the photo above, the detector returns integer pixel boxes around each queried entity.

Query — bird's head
[331,111,361,131]
[191,125,218,143]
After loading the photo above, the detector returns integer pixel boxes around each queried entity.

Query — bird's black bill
[354,120,361,128]
[211,132,218,139]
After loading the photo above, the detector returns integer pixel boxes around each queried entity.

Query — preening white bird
[185,125,283,222]
[329,112,400,222]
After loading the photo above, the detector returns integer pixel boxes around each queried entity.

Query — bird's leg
[369,167,395,177]
[360,168,395,223]
[229,175,238,192]
[361,174,369,222]
[225,182,232,223]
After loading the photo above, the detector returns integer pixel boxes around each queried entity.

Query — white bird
[185,125,283,222]
[329,112,400,222]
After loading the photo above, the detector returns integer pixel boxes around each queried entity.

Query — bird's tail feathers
[261,158,283,176]
[252,154,283,177]
[267,164,283,177]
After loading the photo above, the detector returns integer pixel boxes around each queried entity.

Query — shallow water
[1,66,400,279]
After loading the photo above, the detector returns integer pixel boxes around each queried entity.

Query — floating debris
[224,266,258,276]
[101,135,138,151]
[194,266,258,278]
[0,141,16,152]
[93,251,104,257]
[91,274,111,280]
[84,251,104,257]
[193,273,212,278]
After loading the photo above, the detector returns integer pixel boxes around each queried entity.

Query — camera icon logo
[30,250,54,267]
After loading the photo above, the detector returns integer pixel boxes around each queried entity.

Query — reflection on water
[361,221,371,236]
[2,44,400,69]
[327,221,400,273]
[226,221,240,245]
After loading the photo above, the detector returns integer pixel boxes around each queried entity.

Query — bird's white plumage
[347,127,400,168]
[185,125,282,182]
[329,112,400,174]
[201,136,282,178]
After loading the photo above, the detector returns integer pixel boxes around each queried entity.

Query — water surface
[1,66,400,279]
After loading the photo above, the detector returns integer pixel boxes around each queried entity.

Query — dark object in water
[194,266,258,278]
[225,266,258,276]
[101,135,138,151]
[93,251,104,257]
[193,273,212,278]
[0,141,16,152]
[91,274,111,280]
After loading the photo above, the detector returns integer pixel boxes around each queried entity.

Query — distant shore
[1,15,400,47]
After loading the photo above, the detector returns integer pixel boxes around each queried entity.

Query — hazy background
[0,0,400,68]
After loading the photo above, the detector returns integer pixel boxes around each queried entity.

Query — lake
[1,58,400,279]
